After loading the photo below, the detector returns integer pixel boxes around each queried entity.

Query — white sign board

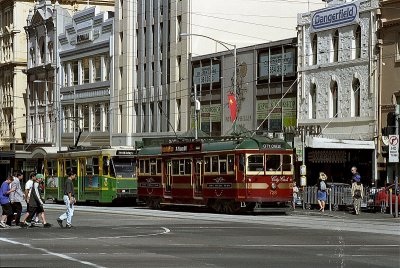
[389,135,399,163]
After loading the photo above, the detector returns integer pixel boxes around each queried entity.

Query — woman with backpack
[351,172,364,215]
[317,172,328,212]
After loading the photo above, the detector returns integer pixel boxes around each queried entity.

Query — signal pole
[395,105,399,218]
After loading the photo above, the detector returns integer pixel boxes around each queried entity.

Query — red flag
[228,94,237,122]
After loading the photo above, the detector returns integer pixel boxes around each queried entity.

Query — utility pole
[395,105,399,218]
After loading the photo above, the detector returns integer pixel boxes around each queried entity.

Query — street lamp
[180,33,237,131]
[33,79,75,151]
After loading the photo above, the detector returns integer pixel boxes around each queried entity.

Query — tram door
[78,158,86,201]
[193,158,203,198]
[164,159,172,196]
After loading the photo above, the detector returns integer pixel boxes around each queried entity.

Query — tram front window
[112,158,136,178]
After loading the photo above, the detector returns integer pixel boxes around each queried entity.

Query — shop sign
[193,64,220,85]
[256,97,296,127]
[308,150,347,163]
[259,51,295,78]
[311,2,359,32]
[0,160,10,164]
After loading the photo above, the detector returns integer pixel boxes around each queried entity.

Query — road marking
[0,237,107,268]
[88,227,170,240]
[31,227,170,241]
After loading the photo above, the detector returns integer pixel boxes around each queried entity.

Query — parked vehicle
[373,184,400,213]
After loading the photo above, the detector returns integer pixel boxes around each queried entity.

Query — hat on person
[36,173,44,179]
[319,172,327,181]
[354,174,361,182]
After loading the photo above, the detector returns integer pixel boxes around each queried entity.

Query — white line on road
[0,237,107,268]
[31,227,171,241]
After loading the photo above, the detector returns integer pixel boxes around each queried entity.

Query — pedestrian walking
[57,169,76,228]
[292,181,299,210]
[7,172,24,226]
[317,172,328,212]
[19,172,36,226]
[0,176,14,228]
[20,174,51,228]
[351,171,364,215]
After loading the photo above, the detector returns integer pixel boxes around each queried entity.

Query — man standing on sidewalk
[57,169,76,228]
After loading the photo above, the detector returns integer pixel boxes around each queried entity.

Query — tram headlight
[271,183,277,190]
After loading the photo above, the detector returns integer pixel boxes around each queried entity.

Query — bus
[42,147,138,204]
[137,136,294,213]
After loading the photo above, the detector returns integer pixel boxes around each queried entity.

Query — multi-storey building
[296,0,380,185]
[26,1,115,150]
[191,38,297,139]
[378,0,400,183]
[25,0,72,148]
[58,6,114,147]
[113,0,324,147]
[0,0,35,176]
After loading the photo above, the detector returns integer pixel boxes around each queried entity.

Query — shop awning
[306,137,375,150]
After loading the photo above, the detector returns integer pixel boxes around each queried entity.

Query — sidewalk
[291,207,400,221]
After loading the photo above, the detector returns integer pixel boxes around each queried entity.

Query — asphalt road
[0,205,399,268]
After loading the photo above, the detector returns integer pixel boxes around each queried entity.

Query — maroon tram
[137,136,294,213]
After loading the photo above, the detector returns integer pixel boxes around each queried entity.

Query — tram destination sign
[162,142,202,154]
[116,150,137,156]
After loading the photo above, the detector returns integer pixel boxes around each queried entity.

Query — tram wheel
[147,198,161,210]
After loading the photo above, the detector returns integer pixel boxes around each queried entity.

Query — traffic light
[386,112,397,135]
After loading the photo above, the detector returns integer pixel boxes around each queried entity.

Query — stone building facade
[296,0,380,185]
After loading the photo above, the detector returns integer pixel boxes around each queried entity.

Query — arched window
[355,26,361,59]
[312,35,318,65]
[332,30,339,62]
[330,81,338,118]
[309,83,317,119]
[352,79,361,117]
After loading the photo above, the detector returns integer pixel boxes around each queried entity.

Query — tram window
[179,160,185,175]
[247,155,264,172]
[282,155,292,171]
[144,159,150,174]
[172,160,179,175]
[86,158,93,175]
[156,159,161,174]
[150,159,157,175]
[48,160,58,176]
[239,154,244,172]
[93,157,99,175]
[72,159,78,173]
[227,155,234,173]
[265,155,281,171]
[220,161,227,174]
[211,156,218,173]
[103,156,109,175]
[204,157,211,173]
[185,159,191,174]
[65,159,71,172]
[139,159,145,174]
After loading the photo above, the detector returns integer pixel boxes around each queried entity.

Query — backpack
[320,181,327,191]
[354,189,362,198]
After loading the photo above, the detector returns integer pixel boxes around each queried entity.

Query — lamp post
[180,33,237,130]
[34,80,75,151]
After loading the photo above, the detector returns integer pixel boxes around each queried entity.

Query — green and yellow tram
[42,147,138,204]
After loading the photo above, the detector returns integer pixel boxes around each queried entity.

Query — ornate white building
[296,0,380,184]
[58,6,114,147]
[25,1,115,149]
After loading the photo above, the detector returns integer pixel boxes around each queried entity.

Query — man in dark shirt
[57,169,76,228]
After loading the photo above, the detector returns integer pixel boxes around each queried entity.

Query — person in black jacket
[20,174,51,228]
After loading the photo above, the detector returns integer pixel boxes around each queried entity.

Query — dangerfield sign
[311,2,359,33]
